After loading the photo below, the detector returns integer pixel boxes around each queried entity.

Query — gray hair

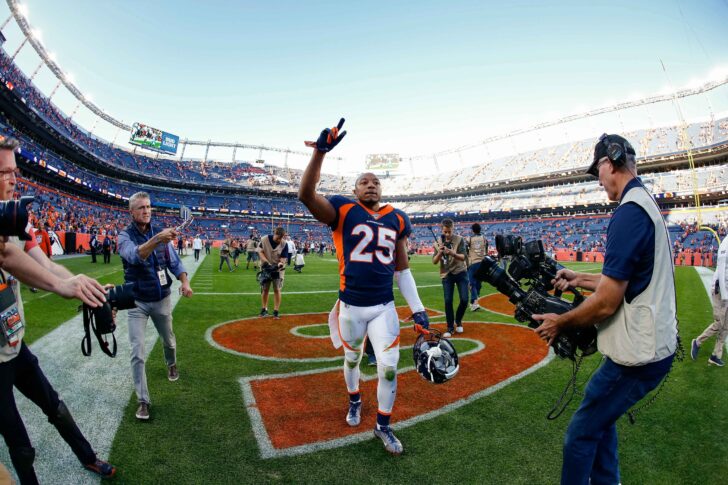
[0,136,20,151]
[129,191,151,209]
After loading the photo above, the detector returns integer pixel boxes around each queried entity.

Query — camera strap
[82,304,117,358]
[0,280,23,348]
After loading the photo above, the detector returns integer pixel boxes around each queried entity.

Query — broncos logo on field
[206,304,552,459]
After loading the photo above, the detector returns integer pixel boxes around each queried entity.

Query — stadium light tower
[1,14,13,30]
[47,79,62,99]
[10,35,28,60]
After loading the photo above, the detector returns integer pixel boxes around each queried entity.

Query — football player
[298,119,430,455]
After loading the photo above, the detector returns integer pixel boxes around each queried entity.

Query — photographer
[532,134,677,485]
[219,237,233,272]
[0,136,116,481]
[467,223,488,311]
[245,235,259,270]
[118,191,193,421]
[432,219,468,337]
[257,227,289,319]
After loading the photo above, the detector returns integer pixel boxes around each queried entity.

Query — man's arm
[27,246,74,279]
[532,274,627,344]
[1,244,106,306]
[118,228,178,263]
[552,268,601,292]
[297,149,336,226]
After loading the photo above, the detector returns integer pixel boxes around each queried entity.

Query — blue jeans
[467,261,482,304]
[441,271,469,331]
[562,354,674,485]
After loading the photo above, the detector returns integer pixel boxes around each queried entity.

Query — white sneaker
[456,326,464,334]
[443,331,452,338]
[470,303,481,311]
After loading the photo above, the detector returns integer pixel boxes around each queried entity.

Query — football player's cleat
[346,400,362,427]
[413,329,459,384]
[374,426,403,455]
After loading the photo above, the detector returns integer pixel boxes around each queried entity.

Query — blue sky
[2,0,728,173]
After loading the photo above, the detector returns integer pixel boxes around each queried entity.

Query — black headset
[599,133,628,168]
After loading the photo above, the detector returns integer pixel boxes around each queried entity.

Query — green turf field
[23,253,728,483]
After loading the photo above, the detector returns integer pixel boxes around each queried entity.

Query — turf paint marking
[208,311,551,458]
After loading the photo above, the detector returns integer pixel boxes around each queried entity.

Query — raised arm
[298,149,337,225]
[298,118,347,226]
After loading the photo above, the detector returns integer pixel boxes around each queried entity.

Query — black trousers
[103,250,111,263]
[0,343,96,482]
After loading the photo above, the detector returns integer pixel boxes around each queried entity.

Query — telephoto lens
[0,196,34,240]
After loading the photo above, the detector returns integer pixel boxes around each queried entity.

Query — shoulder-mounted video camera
[80,283,136,357]
[476,235,596,360]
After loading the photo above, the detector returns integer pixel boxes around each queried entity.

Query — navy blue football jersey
[328,195,412,306]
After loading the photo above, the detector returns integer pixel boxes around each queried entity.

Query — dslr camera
[81,283,136,357]
[257,263,280,286]
[475,235,596,360]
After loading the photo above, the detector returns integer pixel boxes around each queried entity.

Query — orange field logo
[206,304,551,458]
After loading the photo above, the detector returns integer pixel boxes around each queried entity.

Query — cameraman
[467,223,488,311]
[432,219,468,337]
[533,134,677,485]
[0,135,116,481]
[257,227,289,319]
[118,191,193,421]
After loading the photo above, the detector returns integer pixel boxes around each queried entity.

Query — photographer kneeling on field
[532,134,678,485]
[0,136,116,482]
[257,227,289,319]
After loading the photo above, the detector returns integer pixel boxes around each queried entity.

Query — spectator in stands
[466,223,488,311]
[257,227,289,319]
[0,135,116,481]
[118,191,193,421]
[433,218,468,337]
[533,134,678,484]
[691,234,728,367]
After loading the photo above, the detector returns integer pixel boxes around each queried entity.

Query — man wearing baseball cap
[533,133,679,484]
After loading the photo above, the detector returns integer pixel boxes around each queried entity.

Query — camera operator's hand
[532,313,561,346]
[304,118,347,153]
[552,268,578,292]
[155,228,178,245]
[56,274,107,308]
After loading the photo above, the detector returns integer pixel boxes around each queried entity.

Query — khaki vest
[260,236,286,272]
[597,187,677,365]
[0,237,26,362]
[468,235,487,264]
[437,234,467,278]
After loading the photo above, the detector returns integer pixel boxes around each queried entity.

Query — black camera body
[0,196,34,240]
[81,283,136,357]
[257,264,280,285]
[474,237,597,360]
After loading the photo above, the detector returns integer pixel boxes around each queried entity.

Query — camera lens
[0,196,34,240]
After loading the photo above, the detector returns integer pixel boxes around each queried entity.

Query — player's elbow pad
[395,268,424,314]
